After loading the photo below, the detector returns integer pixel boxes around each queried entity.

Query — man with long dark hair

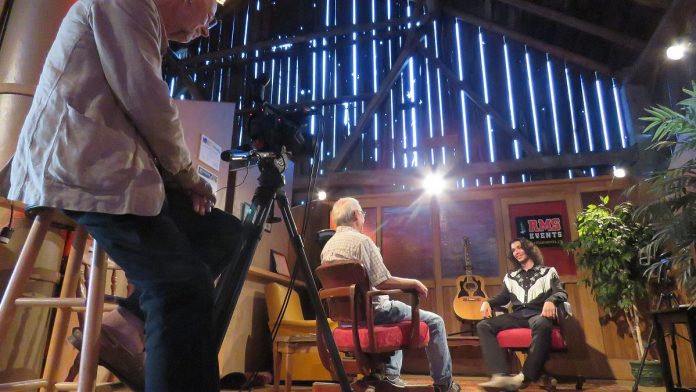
[477,238,567,390]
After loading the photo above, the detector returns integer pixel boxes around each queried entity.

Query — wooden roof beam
[328,18,431,172]
[442,5,611,75]
[418,45,541,159]
[180,14,427,67]
[493,0,647,51]
[293,148,637,191]
[620,0,696,83]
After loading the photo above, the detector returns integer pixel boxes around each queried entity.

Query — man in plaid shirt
[321,197,460,392]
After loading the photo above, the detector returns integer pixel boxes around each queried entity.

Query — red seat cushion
[496,327,566,350]
[333,321,430,352]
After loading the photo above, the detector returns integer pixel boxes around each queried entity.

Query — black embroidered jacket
[487,264,567,313]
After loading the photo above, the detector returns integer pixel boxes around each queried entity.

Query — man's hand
[189,180,216,215]
[542,301,557,319]
[412,279,428,299]
[480,301,493,318]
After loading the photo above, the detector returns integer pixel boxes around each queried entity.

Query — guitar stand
[211,156,351,392]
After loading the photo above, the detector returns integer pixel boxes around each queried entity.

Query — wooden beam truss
[493,0,646,51]
[441,5,611,74]
[294,148,637,191]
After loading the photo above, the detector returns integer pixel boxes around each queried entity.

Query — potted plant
[632,81,696,304]
[567,197,662,385]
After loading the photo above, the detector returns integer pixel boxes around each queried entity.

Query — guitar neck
[463,237,473,275]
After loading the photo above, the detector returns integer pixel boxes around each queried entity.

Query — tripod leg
[276,192,351,392]
[670,323,681,387]
[632,326,654,392]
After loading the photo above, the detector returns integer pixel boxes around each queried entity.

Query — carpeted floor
[245,374,667,391]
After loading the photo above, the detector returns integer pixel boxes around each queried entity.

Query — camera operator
[7,0,239,391]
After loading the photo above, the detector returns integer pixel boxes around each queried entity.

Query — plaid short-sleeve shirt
[320,226,392,306]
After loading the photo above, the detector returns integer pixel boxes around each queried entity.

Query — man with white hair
[8,0,229,390]
[321,198,460,392]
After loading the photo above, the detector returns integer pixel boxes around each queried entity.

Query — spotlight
[317,190,327,201]
[613,167,627,178]
[422,173,446,196]
[666,43,687,60]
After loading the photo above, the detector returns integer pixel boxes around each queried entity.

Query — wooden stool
[0,208,109,392]
[274,334,319,392]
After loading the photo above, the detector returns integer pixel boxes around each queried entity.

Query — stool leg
[77,241,108,392]
[285,345,293,392]
[0,210,54,342]
[274,342,281,392]
[42,227,88,392]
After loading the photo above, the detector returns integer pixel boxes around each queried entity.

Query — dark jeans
[476,311,554,381]
[66,190,243,392]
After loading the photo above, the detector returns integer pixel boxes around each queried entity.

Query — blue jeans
[66,190,243,392]
[374,300,453,387]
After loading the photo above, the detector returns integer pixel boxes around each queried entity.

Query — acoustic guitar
[452,237,488,320]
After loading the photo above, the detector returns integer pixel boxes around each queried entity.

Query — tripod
[211,156,351,392]
[631,291,682,392]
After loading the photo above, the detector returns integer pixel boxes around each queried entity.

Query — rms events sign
[515,214,564,247]
[508,200,575,275]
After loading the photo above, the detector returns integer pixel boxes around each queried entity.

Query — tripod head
[223,74,315,165]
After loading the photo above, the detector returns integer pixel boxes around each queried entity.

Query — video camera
[221,75,315,164]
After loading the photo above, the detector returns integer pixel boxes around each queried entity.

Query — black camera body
[246,102,315,159]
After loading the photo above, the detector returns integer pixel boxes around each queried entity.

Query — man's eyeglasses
[187,0,218,30]
[207,16,218,29]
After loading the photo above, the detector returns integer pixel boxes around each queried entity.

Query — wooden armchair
[313,260,432,392]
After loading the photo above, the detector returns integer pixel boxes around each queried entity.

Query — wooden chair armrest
[558,301,573,319]
[319,286,354,300]
[365,288,411,297]
[364,288,422,349]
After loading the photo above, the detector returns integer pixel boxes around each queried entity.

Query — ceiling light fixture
[613,166,627,178]
[666,43,687,61]
[422,173,446,196]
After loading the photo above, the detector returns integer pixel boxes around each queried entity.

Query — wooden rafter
[620,0,696,83]
[294,148,637,191]
[493,0,647,51]
[327,20,431,171]
[417,45,541,159]
[165,49,203,100]
[180,15,427,68]
[442,5,611,75]
[235,93,375,115]
[190,27,415,73]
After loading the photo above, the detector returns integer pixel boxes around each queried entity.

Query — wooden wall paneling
[568,179,641,379]
[431,199,445,317]
[669,324,696,385]
[493,198,509,278]
[597,307,641,361]
[376,206,383,249]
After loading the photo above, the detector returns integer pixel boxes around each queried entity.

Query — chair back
[264,282,304,323]
[315,260,370,324]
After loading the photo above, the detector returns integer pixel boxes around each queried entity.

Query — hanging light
[422,173,446,196]
[666,43,687,60]
[613,166,627,178]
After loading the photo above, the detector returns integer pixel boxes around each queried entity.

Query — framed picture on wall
[271,250,290,276]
